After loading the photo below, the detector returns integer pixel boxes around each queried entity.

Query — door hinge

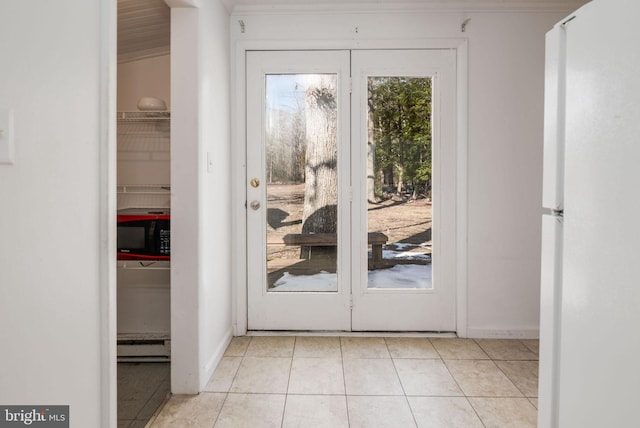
[350,295,353,309]
[349,77,353,94]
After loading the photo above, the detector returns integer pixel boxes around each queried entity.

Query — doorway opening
[246,49,458,332]
[116,0,171,425]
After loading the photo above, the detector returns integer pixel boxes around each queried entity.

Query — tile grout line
[142,395,170,427]
[139,366,172,427]
[280,336,297,428]
[493,361,539,401]
[473,338,540,424]
[210,336,253,427]
[476,338,538,401]
[133,374,169,423]
[440,339,488,428]
[430,335,488,423]
[385,337,419,428]
[339,336,352,428]
[199,336,540,427]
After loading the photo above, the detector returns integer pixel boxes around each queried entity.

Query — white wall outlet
[0,107,14,165]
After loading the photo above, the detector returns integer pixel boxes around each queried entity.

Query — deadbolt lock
[250,178,260,188]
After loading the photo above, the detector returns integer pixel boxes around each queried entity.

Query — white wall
[170,0,232,394]
[117,55,171,111]
[0,0,115,426]
[230,1,586,337]
[171,6,200,394]
[198,0,233,389]
[465,11,561,337]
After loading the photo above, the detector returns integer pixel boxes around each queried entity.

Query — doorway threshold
[246,331,457,338]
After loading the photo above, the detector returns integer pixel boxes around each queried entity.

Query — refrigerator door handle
[542,24,567,212]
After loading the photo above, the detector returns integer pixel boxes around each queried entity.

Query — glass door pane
[366,76,433,289]
[265,74,339,292]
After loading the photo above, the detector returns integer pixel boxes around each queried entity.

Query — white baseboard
[466,328,539,339]
[200,327,234,390]
[246,331,458,338]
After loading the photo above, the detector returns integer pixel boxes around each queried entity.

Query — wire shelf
[117,111,170,121]
[117,184,171,211]
[117,111,170,152]
[117,184,171,194]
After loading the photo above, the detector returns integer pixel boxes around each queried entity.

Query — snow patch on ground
[271,271,338,292]
[382,249,431,261]
[391,242,416,250]
[368,264,432,289]
[393,242,431,249]
[271,264,432,291]
[270,241,433,291]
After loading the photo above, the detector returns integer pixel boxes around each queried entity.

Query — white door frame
[101,1,204,424]
[99,1,117,426]
[231,38,469,337]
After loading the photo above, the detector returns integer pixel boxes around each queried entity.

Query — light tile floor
[148,336,539,427]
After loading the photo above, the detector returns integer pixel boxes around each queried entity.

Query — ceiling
[117,0,413,63]
[223,0,416,7]
[223,0,580,9]
[118,0,170,63]
[117,0,580,63]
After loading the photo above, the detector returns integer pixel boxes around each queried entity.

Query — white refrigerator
[539,0,640,427]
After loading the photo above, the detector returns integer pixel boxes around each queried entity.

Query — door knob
[250,200,261,210]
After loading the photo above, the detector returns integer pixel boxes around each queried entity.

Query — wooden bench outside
[268,232,388,267]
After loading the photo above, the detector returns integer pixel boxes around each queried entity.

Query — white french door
[350,50,457,331]
[246,50,352,330]
[246,49,456,331]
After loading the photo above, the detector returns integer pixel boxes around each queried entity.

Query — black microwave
[117,214,170,260]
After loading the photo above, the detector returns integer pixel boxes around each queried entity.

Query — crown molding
[231,0,589,16]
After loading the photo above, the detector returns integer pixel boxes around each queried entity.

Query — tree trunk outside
[367,85,377,203]
[384,166,394,192]
[396,106,404,195]
[396,164,404,194]
[302,75,338,254]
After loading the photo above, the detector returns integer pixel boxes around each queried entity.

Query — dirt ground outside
[264,183,432,284]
